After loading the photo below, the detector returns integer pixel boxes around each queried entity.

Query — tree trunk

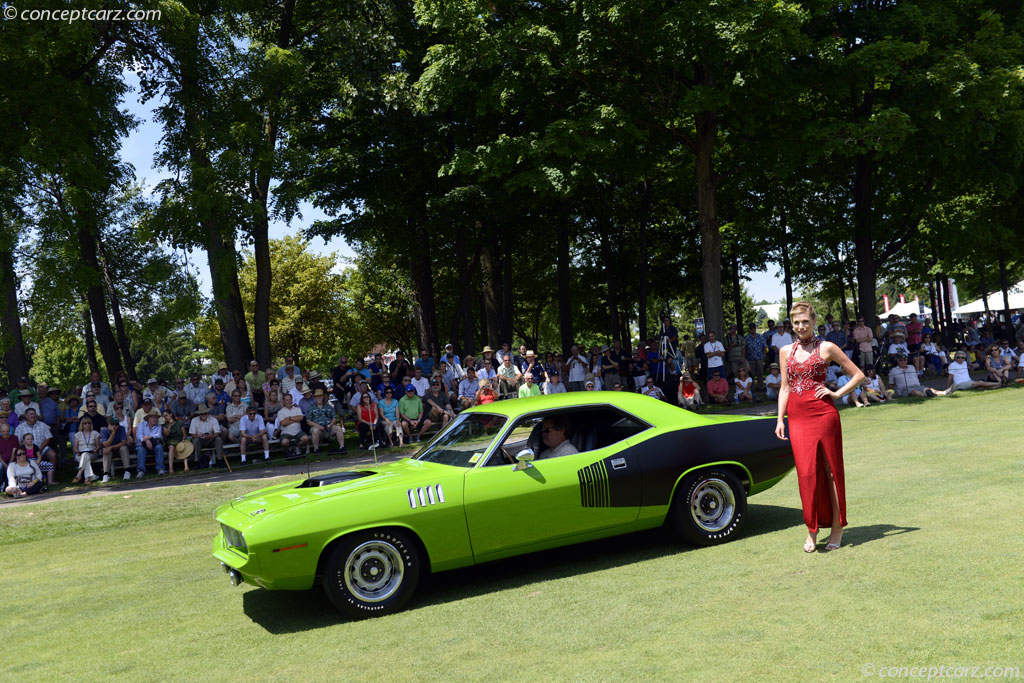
[77,223,124,381]
[557,222,574,355]
[731,252,743,331]
[479,233,501,346]
[600,220,621,344]
[250,0,296,371]
[409,221,439,357]
[998,253,1014,341]
[779,208,793,315]
[695,103,724,339]
[838,270,849,324]
[0,247,29,383]
[454,224,475,355]
[80,296,99,375]
[501,235,513,345]
[927,280,939,333]
[940,274,954,345]
[853,85,878,330]
[848,273,859,318]
[638,179,650,341]
[96,238,137,380]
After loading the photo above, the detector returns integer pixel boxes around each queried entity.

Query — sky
[118,71,789,305]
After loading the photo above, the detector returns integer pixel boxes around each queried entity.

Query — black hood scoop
[296,471,375,488]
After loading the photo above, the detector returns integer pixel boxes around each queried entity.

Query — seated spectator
[443,343,461,368]
[423,380,453,431]
[235,378,253,407]
[135,409,166,477]
[307,388,346,455]
[920,334,946,375]
[836,367,869,406]
[706,369,729,404]
[132,396,156,430]
[161,410,189,474]
[399,384,432,442]
[458,368,481,408]
[14,389,39,421]
[239,405,270,463]
[377,387,403,446]
[887,331,910,369]
[274,393,307,459]
[410,367,430,397]
[825,362,842,392]
[519,350,544,387]
[984,345,1011,386]
[677,373,703,411]
[190,405,225,467]
[71,417,101,484]
[861,368,893,403]
[245,360,267,406]
[184,374,209,406]
[61,395,81,444]
[225,391,247,443]
[642,376,666,401]
[543,371,566,395]
[584,379,596,391]
[263,389,282,439]
[0,421,18,483]
[888,355,943,398]
[203,392,228,438]
[765,363,782,400]
[356,392,386,450]
[15,409,56,484]
[1016,341,1024,379]
[476,379,497,404]
[0,397,17,432]
[733,367,754,403]
[519,373,541,398]
[495,341,513,366]
[171,393,196,422]
[415,349,436,377]
[496,355,522,399]
[84,382,112,413]
[5,448,44,497]
[39,387,62,456]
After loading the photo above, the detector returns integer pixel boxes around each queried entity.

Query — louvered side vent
[578,462,610,508]
[407,484,446,509]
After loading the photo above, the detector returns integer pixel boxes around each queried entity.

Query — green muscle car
[213,392,793,618]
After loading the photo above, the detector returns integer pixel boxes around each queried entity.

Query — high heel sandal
[824,530,844,551]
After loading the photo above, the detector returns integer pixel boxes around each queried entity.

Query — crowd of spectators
[3,310,1021,498]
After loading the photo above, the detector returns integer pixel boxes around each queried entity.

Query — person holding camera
[565,345,589,392]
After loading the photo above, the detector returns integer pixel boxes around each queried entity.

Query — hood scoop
[296,471,375,488]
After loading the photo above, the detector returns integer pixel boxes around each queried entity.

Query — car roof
[461,390,710,428]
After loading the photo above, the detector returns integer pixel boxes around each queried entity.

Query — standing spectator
[565,345,589,392]
[694,335,708,383]
[612,340,633,383]
[677,373,703,411]
[761,320,777,366]
[100,416,131,481]
[135,409,166,477]
[190,405,225,467]
[457,367,480,409]
[724,325,743,379]
[631,350,649,390]
[681,335,697,375]
[853,317,875,369]
[770,323,794,364]
[599,346,619,390]
[905,312,924,362]
[703,331,726,381]
[825,321,848,358]
[496,355,522,399]
[308,388,346,455]
[706,369,729,404]
[543,371,567,395]
[399,384,432,442]
[742,323,766,385]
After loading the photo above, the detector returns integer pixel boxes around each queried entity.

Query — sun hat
[217,361,228,370]
[175,441,195,459]
[18,389,32,397]
[313,388,325,397]
[482,346,494,353]
[525,350,536,357]
[147,378,158,384]
[197,405,210,414]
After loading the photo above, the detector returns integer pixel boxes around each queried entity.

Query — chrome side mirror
[513,448,535,471]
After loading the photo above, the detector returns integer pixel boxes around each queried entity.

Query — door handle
[610,458,627,470]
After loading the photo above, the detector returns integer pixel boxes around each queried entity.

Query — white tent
[882,301,931,319]
[952,281,1024,317]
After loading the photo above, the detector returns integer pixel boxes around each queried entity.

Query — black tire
[322,528,422,618]
[667,469,747,546]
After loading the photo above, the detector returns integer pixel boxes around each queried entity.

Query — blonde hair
[789,301,817,323]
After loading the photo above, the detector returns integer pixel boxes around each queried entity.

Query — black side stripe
[578,461,610,508]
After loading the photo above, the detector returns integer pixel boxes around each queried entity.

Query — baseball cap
[405,384,416,392]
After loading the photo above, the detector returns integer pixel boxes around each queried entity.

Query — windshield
[415,412,507,467]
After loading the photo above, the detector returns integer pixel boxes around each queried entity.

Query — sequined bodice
[787,338,827,395]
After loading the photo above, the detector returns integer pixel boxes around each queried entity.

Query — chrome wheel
[689,477,736,532]
[343,540,405,602]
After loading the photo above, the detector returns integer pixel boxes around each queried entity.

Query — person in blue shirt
[210,378,230,405]
[376,377,400,401]
[415,350,436,377]
[367,354,384,389]
[276,354,301,380]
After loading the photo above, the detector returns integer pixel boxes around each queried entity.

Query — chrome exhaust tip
[221,562,242,586]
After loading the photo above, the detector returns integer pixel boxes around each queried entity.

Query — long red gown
[785,338,847,533]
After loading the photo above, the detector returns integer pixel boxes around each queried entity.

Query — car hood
[228,458,453,519]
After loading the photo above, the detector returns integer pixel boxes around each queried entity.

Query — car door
[463,411,643,559]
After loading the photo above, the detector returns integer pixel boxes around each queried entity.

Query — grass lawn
[1,388,1021,681]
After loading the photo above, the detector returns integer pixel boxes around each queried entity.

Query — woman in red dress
[775,302,864,552]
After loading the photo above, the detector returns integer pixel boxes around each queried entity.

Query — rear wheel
[668,469,747,546]
[322,529,422,618]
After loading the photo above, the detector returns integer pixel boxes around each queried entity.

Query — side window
[483,416,540,466]
[485,407,648,466]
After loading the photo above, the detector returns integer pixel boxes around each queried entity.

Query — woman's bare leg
[823,458,843,548]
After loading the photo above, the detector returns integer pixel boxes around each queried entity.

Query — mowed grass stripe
[0,387,1020,680]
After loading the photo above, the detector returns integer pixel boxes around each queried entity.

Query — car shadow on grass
[241,502,805,633]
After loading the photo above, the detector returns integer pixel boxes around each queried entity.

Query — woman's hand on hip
[814,385,837,400]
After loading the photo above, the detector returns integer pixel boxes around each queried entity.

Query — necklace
[797,336,816,347]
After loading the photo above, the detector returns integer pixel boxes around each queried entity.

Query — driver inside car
[539,415,578,459]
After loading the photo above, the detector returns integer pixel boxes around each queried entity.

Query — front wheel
[668,469,747,546]
[322,529,422,618]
